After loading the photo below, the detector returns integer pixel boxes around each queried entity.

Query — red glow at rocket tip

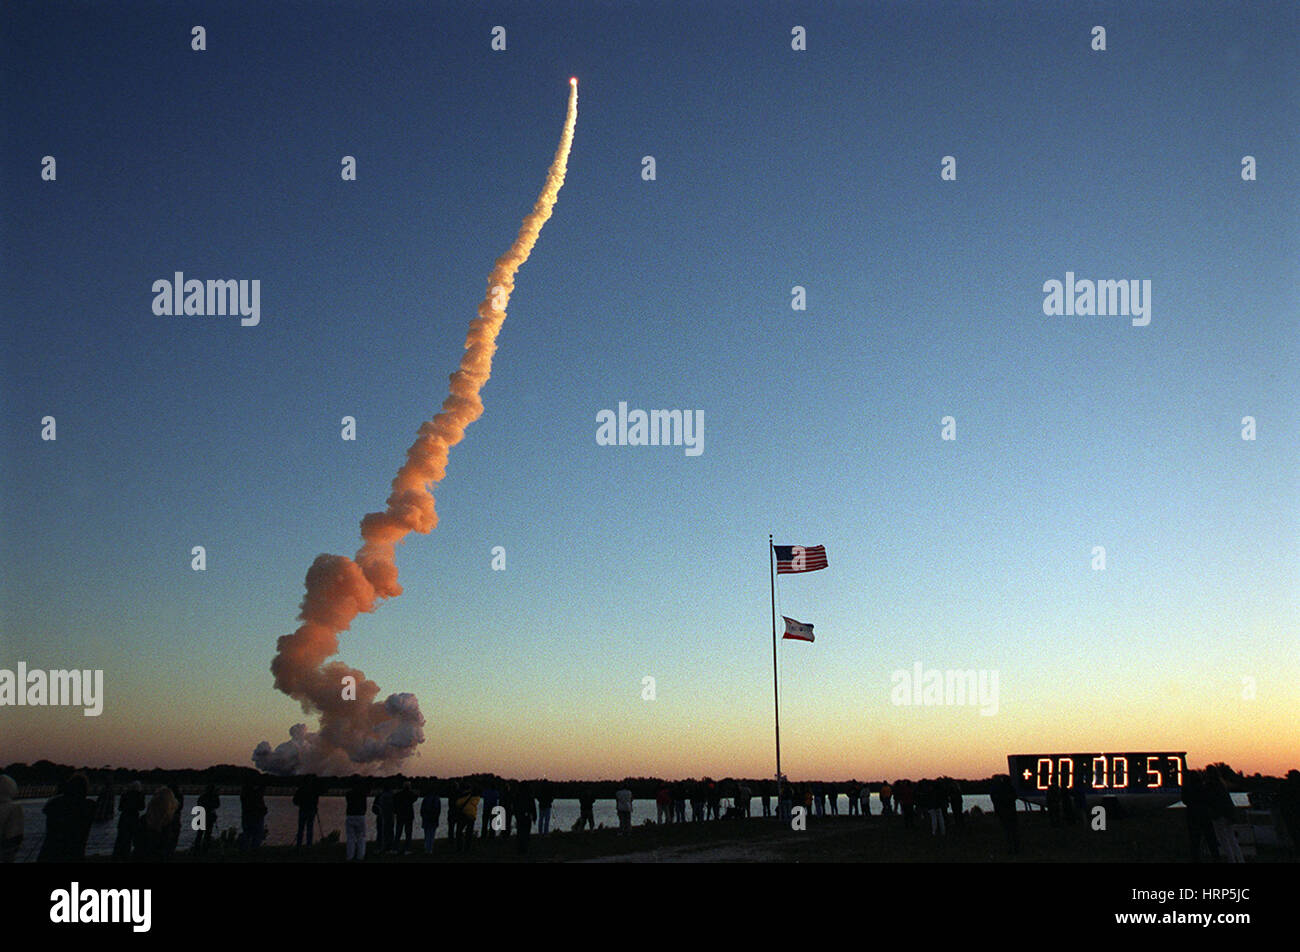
[569,77,578,86]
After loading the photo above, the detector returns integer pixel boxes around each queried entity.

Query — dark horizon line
[6,757,1270,790]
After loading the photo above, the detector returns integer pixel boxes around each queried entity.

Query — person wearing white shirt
[615,785,633,834]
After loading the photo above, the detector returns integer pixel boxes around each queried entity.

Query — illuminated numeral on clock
[1091,756,1108,789]
[1058,757,1074,789]
[1146,756,1163,788]
[1112,756,1128,788]
[1169,756,1183,787]
[1036,758,1052,791]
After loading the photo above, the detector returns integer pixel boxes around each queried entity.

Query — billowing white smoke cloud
[254,82,579,775]
[253,693,424,775]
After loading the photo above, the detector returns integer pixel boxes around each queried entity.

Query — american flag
[774,544,827,574]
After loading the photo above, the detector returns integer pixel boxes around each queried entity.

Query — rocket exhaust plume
[254,81,578,775]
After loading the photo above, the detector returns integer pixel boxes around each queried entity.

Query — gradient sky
[2,0,1297,781]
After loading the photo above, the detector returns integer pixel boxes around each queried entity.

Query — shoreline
[64,809,1296,864]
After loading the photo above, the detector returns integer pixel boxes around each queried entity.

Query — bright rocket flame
[570,77,577,86]
[253,82,579,776]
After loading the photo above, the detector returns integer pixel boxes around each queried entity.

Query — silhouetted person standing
[990,774,1020,856]
[373,781,396,853]
[690,782,704,822]
[536,782,553,835]
[515,781,536,853]
[616,782,633,834]
[454,784,479,852]
[448,782,466,846]
[446,780,459,842]
[394,781,416,853]
[114,780,146,859]
[897,779,916,830]
[1058,778,1075,826]
[946,778,964,830]
[93,778,115,823]
[446,783,462,846]
[1205,766,1243,863]
[39,774,96,862]
[1071,775,1087,821]
[136,786,178,860]
[1181,770,1219,862]
[1045,781,1063,827]
[501,781,516,838]
[1280,770,1300,859]
[165,783,183,856]
[294,775,321,848]
[345,779,368,861]
[919,779,945,836]
[578,790,596,830]
[477,781,496,839]
[0,774,24,863]
[194,783,220,854]
[239,779,267,852]
[421,784,442,852]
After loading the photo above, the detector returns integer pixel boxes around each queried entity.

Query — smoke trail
[254,81,578,776]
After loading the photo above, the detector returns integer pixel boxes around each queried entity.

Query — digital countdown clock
[1007,752,1188,809]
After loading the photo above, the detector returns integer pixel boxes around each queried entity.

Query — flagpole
[770,534,782,807]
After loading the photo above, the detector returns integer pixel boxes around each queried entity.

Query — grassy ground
[99,809,1296,863]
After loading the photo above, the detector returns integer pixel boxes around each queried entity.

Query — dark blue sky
[2,1,1297,777]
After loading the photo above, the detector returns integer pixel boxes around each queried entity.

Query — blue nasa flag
[782,616,815,642]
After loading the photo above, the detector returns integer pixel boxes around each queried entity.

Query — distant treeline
[5,759,1260,800]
